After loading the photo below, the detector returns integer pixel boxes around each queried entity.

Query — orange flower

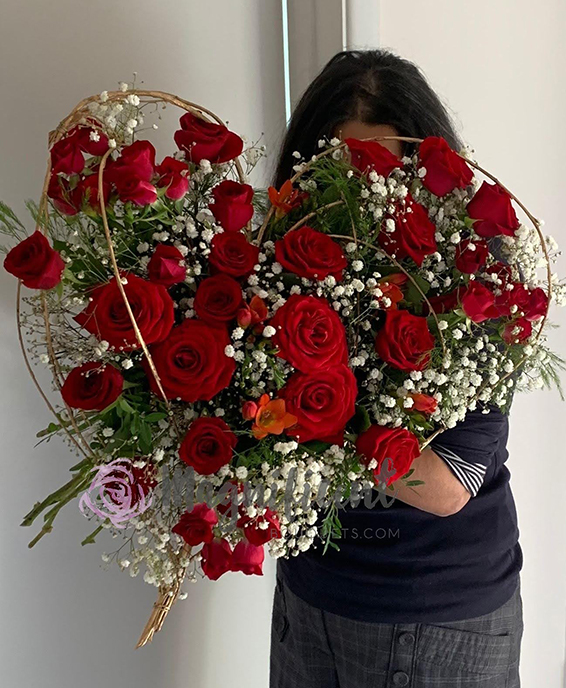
[268,180,308,218]
[250,394,297,439]
[378,273,407,309]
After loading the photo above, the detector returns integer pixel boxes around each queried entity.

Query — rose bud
[409,393,438,415]
[201,537,233,581]
[237,305,252,329]
[242,400,258,421]
[231,541,265,576]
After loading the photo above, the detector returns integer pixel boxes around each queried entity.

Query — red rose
[172,503,218,546]
[356,425,420,485]
[209,231,259,278]
[156,156,189,200]
[375,309,435,372]
[201,537,233,580]
[379,195,437,266]
[467,182,520,238]
[461,281,496,323]
[271,294,348,373]
[104,460,157,508]
[275,226,348,281]
[4,230,65,289]
[231,541,264,576]
[455,239,489,274]
[428,286,466,314]
[418,136,473,196]
[208,180,254,232]
[114,174,157,206]
[502,317,533,345]
[522,287,548,321]
[280,364,357,443]
[180,417,237,475]
[50,131,85,175]
[174,112,243,164]
[61,361,123,411]
[147,245,186,287]
[409,393,438,415]
[237,507,281,546]
[74,124,109,157]
[194,274,243,324]
[110,140,156,181]
[107,141,157,205]
[345,138,403,178]
[74,273,174,350]
[78,172,112,213]
[47,175,81,216]
[146,319,235,401]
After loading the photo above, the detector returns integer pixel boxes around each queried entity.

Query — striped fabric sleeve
[430,443,488,497]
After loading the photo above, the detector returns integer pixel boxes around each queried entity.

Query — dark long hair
[272,49,463,188]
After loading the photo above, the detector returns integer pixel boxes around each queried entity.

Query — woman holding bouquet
[270,49,523,688]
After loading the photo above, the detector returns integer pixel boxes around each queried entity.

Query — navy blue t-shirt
[276,407,523,622]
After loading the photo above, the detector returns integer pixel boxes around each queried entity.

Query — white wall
[0,2,284,687]
[1,1,565,687]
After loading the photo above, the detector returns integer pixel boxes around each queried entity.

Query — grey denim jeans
[270,574,523,688]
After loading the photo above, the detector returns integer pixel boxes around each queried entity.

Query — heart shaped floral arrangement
[2,86,564,645]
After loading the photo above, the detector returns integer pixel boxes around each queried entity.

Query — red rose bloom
[467,182,520,238]
[503,318,533,345]
[194,274,243,324]
[345,138,403,178]
[4,230,65,289]
[356,425,421,485]
[209,231,259,278]
[74,273,174,350]
[156,156,189,200]
[50,131,85,176]
[111,140,156,181]
[461,281,497,323]
[208,180,255,232]
[147,245,186,287]
[418,136,473,197]
[275,226,348,281]
[455,239,490,274]
[114,175,157,206]
[270,294,348,373]
[379,195,437,266]
[174,112,243,164]
[280,364,357,443]
[201,537,233,580]
[74,124,109,157]
[237,507,281,546]
[179,417,237,475]
[231,541,264,576]
[61,361,123,411]
[172,503,218,546]
[146,319,235,401]
[375,309,435,372]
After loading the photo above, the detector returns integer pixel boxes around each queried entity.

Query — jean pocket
[417,624,512,676]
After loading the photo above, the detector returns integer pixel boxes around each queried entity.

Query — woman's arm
[387,447,472,517]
